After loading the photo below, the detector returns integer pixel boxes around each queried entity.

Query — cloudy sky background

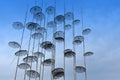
[0,0,120,80]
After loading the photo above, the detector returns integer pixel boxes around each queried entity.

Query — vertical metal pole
[38,23,42,80]
[72,0,76,80]
[36,60,38,80]
[52,1,57,80]
[23,30,32,80]
[14,55,20,80]
[23,6,29,80]
[39,56,42,80]
[63,0,66,80]
[14,5,28,80]
[81,7,87,80]
[31,38,36,80]
[41,32,46,80]
[41,2,46,78]
[37,0,43,78]
[24,30,32,80]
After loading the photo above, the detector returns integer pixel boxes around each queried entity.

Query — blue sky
[0,0,120,80]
